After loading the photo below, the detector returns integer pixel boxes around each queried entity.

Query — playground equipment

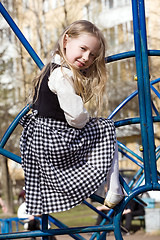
[0,0,160,239]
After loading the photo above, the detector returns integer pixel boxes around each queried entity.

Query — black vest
[32,63,67,122]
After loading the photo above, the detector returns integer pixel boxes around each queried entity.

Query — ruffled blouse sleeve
[48,67,89,129]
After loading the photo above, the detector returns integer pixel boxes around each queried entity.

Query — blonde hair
[33,20,107,112]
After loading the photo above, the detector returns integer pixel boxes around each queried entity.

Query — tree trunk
[1,157,14,214]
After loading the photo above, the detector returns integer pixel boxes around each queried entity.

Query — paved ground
[55,230,160,240]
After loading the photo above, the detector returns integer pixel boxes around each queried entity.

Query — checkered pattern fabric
[19,110,116,215]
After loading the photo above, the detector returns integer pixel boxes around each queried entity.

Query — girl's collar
[51,54,62,65]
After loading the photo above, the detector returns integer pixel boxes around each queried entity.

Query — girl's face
[64,34,100,70]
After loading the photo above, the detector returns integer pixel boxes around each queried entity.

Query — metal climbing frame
[0,0,160,239]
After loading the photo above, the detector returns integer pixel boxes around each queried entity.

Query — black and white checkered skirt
[19,110,116,215]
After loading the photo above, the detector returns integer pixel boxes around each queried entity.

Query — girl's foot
[104,190,124,208]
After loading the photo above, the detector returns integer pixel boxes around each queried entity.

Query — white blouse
[48,56,89,129]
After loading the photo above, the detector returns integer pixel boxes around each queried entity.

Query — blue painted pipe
[132,0,151,185]
[138,0,157,183]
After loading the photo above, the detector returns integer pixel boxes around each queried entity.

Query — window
[101,0,114,9]
[22,0,29,10]
[43,0,49,13]
[83,4,90,20]
[109,0,114,8]
[52,0,57,9]
[59,0,64,6]
[24,26,31,42]
[26,58,33,74]
[118,24,124,44]
[109,27,116,47]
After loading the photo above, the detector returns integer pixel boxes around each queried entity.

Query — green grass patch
[0,202,99,230]
[50,202,98,227]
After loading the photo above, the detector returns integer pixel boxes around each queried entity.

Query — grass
[50,202,98,227]
[1,201,152,232]
[0,201,98,231]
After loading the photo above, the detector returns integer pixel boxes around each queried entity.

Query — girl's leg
[107,141,123,195]
[104,141,124,208]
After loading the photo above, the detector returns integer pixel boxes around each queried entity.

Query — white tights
[106,141,123,195]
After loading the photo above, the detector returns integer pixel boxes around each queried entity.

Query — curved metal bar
[0,105,30,148]
[149,49,160,56]
[114,115,160,128]
[114,184,155,240]
[105,51,135,63]
[117,140,143,162]
[108,78,160,119]
[108,90,138,119]
[106,49,160,64]
[0,148,21,164]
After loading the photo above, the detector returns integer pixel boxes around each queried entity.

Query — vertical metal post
[138,0,157,184]
[131,0,157,185]
[42,215,48,240]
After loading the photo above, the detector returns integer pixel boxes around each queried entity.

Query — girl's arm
[48,67,89,129]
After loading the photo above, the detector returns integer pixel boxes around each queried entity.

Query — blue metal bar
[115,117,140,127]
[128,168,144,189]
[151,85,160,99]
[149,49,160,56]
[0,2,44,70]
[0,224,115,239]
[133,173,145,189]
[156,151,160,161]
[119,175,147,208]
[42,215,48,240]
[106,49,160,64]
[83,200,111,222]
[151,100,160,116]
[0,105,30,148]
[106,51,135,63]
[117,140,143,162]
[89,194,104,205]
[97,232,107,240]
[131,0,151,185]
[0,148,21,163]
[108,89,138,119]
[48,216,86,240]
[114,183,153,240]
[115,116,160,129]
[108,77,160,119]
[118,148,144,169]
[138,0,157,183]
[150,86,160,115]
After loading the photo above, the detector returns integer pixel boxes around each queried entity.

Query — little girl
[20,20,124,215]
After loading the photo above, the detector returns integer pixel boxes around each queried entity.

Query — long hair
[32,20,107,113]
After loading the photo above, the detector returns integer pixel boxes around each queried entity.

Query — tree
[0,2,23,213]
